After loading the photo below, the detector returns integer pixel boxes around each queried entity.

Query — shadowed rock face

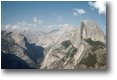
[1,51,34,69]
[23,37,44,64]
[1,31,44,69]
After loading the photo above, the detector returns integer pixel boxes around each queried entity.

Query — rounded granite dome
[80,20,106,43]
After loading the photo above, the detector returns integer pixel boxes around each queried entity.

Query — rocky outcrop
[1,31,44,69]
[40,20,106,69]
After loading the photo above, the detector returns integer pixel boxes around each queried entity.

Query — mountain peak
[80,20,105,43]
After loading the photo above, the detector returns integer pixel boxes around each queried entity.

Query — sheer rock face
[80,20,105,43]
[40,20,106,69]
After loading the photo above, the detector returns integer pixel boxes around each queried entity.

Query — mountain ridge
[1,20,106,69]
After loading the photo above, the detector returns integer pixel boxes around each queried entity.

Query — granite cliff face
[80,20,105,43]
[1,31,44,68]
[1,20,106,69]
[40,20,106,69]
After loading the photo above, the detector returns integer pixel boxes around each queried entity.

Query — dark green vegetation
[79,53,97,67]
[85,38,105,49]
[77,38,106,69]
[61,40,71,48]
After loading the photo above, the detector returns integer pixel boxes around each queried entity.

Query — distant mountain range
[1,20,106,69]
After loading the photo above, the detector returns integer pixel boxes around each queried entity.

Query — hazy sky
[1,1,106,32]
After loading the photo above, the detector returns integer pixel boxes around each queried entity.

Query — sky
[1,1,106,32]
